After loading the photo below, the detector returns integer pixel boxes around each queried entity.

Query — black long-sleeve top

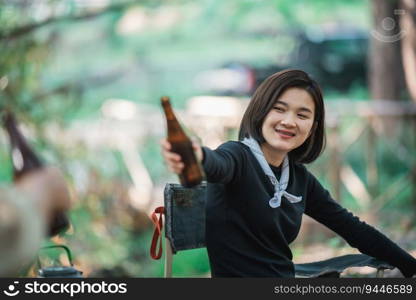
[202,141,416,277]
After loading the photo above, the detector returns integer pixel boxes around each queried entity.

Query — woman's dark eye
[274,107,285,112]
[298,114,308,119]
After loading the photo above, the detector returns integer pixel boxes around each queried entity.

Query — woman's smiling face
[261,87,316,164]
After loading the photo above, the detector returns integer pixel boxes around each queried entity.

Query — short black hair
[238,69,326,164]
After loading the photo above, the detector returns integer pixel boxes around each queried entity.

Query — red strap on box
[150,206,165,260]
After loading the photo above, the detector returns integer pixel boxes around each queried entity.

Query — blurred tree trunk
[400,0,416,222]
[369,0,406,101]
[370,0,416,222]
[400,0,416,103]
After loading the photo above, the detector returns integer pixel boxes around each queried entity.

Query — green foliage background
[1,0,414,277]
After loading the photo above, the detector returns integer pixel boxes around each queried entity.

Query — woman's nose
[281,113,296,127]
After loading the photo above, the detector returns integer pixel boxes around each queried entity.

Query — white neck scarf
[241,137,303,208]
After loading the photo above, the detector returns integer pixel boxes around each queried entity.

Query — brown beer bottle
[161,96,203,187]
[2,111,70,237]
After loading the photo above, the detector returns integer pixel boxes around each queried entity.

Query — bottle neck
[4,112,26,153]
[161,102,178,122]
[161,99,188,138]
[2,112,43,178]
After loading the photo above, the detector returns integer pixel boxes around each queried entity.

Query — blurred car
[194,26,369,96]
[193,62,256,97]
[253,26,369,92]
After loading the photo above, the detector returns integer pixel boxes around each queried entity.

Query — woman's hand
[160,138,203,174]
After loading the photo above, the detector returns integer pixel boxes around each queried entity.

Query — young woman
[161,69,416,278]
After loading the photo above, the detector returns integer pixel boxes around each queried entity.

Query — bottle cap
[160,96,170,103]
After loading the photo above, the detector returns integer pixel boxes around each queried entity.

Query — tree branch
[32,65,129,102]
[0,0,137,41]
